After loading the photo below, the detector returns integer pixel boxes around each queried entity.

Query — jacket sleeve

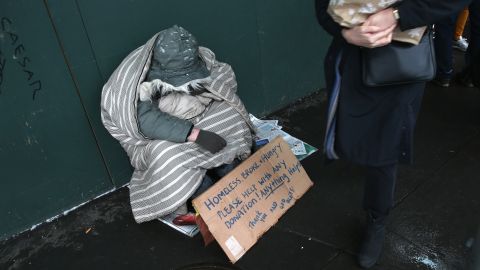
[315,0,344,39]
[137,100,193,143]
[396,0,472,31]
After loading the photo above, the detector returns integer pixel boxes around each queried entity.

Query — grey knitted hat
[147,25,210,87]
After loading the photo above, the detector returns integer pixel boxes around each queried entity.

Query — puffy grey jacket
[136,100,192,143]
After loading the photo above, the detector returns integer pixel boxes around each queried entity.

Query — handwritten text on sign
[193,137,313,263]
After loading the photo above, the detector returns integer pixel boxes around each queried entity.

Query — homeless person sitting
[101,25,255,225]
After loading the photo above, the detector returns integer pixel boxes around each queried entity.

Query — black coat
[316,0,472,166]
[474,48,480,87]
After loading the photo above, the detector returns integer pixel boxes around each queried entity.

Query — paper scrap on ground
[158,213,199,237]
[250,114,317,159]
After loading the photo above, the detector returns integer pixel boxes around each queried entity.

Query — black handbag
[362,29,436,87]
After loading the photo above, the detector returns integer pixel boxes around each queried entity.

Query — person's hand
[364,8,398,32]
[188,128,226,153]
[341,24,395,48]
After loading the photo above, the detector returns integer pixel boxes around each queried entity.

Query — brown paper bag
[327,0,426,45]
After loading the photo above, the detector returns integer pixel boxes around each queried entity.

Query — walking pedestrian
[315,0,472,268]
[458,0,480,88]
[432,15,457,87]
[453,8,470,52]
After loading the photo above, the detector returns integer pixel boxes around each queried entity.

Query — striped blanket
[101,33,254,223]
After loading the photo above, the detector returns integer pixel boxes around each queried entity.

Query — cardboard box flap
[193,137,314,262]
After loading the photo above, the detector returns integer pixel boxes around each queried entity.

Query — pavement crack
[275,225,341,251]
[319,251,343,270]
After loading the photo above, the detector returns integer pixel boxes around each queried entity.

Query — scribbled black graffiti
[30,80,41,99]
[0,16,42,100]
[0,49,5,94]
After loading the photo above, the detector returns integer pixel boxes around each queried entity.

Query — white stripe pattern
[101,33,254,222]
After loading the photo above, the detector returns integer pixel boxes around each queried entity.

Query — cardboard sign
[192,137,314,263]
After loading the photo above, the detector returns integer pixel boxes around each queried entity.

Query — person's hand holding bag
[364,8,398,32]
[341,23,396,48]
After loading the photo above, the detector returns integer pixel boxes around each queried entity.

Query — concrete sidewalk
[1,80,480,269]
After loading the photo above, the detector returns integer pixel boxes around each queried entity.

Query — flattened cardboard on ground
[192,137,314,263]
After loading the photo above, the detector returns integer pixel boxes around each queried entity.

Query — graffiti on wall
[0,48,5,94]
[0,17,42,100]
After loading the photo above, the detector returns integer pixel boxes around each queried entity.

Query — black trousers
[434,15,456,80]
[363,164,398,218]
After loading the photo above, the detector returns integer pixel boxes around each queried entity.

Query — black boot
[357,213,386,269]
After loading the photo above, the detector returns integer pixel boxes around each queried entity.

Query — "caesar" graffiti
[0,49,5,94]
[1,17,42,100]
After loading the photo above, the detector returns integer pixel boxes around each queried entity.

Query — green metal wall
[0,0,330,240]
